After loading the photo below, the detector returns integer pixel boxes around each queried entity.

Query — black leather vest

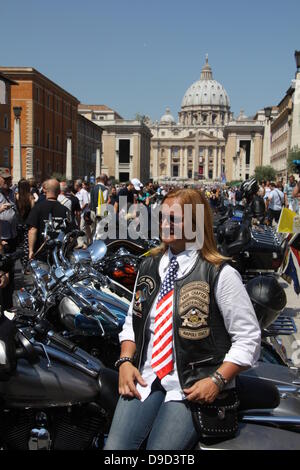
[132,252,232,389]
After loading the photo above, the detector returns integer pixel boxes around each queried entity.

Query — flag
[282,235,300,295]
[277,207,300,234]
[96,188,105,217]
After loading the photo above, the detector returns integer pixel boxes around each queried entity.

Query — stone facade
[270,88,293,179]
[224,110,265,182]
[149,57,231,184]
[77,114,102,179]
[78,104,151,182]
[0,67,80,182]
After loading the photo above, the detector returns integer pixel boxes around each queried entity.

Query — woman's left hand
[183,378,220,404]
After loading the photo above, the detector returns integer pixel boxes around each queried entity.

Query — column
[66,130,72,181]
[12,107,22,184]
[217,147,222,179]
[115,139,119,181]
[204,147,209,180]
[95,146,101,178]
[213,147,217,180]
[184,147,188,178]
[26,147,34,179]
[249,137,255,177]
[193,131,199,180]
[167,147,172,178]
[154,145,159,180]
[180,147,184,178]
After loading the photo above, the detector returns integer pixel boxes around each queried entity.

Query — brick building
[0,72,17,168]
[77,114,103,179]
[0,67,80,182]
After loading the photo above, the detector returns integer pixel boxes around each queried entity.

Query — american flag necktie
[151,256,179,380]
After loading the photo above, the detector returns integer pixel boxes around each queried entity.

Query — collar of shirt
[159,247,199,280]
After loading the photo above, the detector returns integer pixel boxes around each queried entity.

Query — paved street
[279,280,300,363]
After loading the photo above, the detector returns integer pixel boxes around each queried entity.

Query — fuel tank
[0,355,100,408]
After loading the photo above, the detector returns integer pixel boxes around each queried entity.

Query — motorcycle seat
[98,367,119,414]
[237,375,280,411]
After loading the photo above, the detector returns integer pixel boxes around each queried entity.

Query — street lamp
[264,106,272,120]
[295,50,300,73]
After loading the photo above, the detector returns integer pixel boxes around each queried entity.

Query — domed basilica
[149,56,233,182]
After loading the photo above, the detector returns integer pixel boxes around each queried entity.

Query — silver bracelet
[209,373,225,391]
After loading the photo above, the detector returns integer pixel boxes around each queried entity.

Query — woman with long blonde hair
[105,188,261,450]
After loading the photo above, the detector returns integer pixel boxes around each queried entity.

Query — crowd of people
[0,165,300,311]
[0,166,300,450]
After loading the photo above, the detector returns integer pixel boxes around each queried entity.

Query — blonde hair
[150,188,229,266]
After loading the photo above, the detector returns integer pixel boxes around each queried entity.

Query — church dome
[181,56,230,109]
[160,107,176,124]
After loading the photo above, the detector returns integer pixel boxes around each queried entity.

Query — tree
[51,172,66,182]
[287,146,300,174]
[253,165,276,182]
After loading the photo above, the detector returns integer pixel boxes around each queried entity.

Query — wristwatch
[114,356,133,369]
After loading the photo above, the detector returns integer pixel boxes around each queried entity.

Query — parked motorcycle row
[1,198,300,450]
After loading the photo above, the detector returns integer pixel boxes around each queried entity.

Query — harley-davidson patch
[179,328,210,340]
[133,275,156,314]
[137,276,156,295]
[181,308,208,328]
[179,281,210,315]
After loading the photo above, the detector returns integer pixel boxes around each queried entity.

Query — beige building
[224,110,265,182]
[77,113,102,178]
[149,57,232,183]
[270,87,294,180]
[78,104,151,182]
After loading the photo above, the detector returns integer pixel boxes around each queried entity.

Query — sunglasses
[159,212,183,225]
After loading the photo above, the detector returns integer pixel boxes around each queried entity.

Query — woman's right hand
[119,362,147,400]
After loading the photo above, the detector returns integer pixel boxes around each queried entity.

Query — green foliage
[253,165,276,182]
[287,146,300,174]
[109,176,119,185]
[51,172,66,182]
[227,180,242,187]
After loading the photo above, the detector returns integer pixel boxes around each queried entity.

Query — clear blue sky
[2,0,300,120]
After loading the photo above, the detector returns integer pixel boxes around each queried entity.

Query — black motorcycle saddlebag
[0,315,17,380]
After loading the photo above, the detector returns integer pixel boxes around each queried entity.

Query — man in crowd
[90,174,109,214]
[266,181,284,225]
[292,178,300,213]
[0,168,17,309]
[114,180,137,215]
[26,179,71,264]
[90,174,109,240]
[285,175,299,213]
[57,181,72,211]
[74,179,91,245]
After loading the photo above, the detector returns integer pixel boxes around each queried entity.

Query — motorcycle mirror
[87,240,107,263]
[73,250,92,265]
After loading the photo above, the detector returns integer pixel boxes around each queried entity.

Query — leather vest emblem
[179,281,210,340]
[133,275,156,318]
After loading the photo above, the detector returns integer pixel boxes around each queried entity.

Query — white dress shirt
[119,248,261,402]
[76,188,90,213]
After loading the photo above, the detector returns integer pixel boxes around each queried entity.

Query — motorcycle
[1,318,300,450]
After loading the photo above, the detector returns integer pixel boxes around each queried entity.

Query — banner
[277,207,300,234]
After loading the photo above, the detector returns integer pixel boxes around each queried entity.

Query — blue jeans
[104,381,198,450]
